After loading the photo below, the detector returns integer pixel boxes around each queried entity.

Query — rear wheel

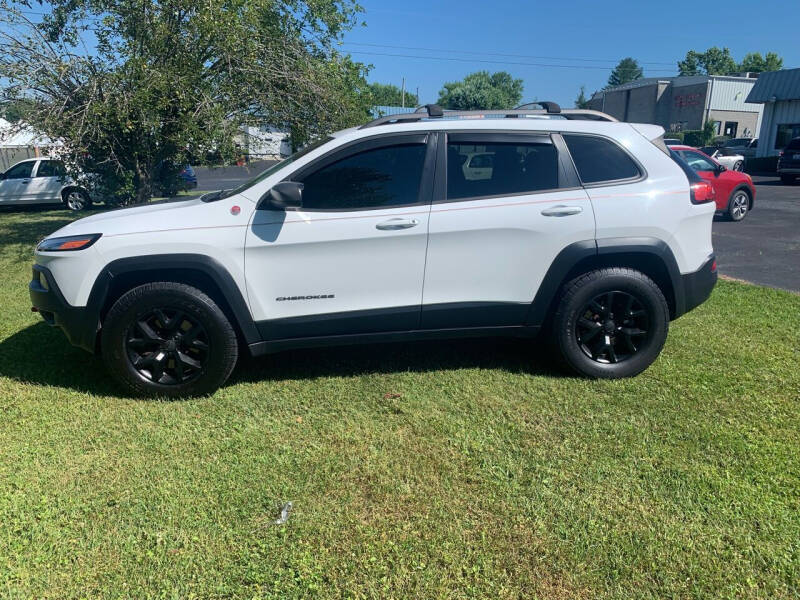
[101,282,238,397]
[727,189,750,221]
[732,160,743,171]
[552,268,669,379]
[63,188,90,211]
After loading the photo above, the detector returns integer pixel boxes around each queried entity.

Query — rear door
[28,160,66,203]
[421,131,595,328]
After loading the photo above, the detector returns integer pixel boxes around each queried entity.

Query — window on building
[563,134,641,184]
[775,124,800,150]
[299,143,427,210]
[723,121,738,137]
[447,138,560,200]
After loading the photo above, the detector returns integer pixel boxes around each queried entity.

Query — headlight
[37,233,102,252]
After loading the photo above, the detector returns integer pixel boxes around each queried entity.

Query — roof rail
[360,103,616,129]
[516,101,561,113]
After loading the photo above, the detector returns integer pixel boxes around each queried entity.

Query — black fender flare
[525,237,686,326]
[86,254,261,346]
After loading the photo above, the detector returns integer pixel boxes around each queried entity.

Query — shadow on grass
[0,323,565,396]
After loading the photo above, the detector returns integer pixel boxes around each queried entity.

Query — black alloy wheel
[575,290,650,364]
[126,307,210,384]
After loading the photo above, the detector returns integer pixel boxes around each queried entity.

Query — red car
[670,145,755,221]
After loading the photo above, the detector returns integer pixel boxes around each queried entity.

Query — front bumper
[679,255,717,316]
[29,264,98,353]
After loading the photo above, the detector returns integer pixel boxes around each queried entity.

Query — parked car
[461,152,494,180]
[670,145,755,221]
[699,146,745,171]
[777,137,800,185]
[30,103,718,397]
[0,158,93,210]
[723,137,758,157]
[663,138,682,146]
[155,162,198,196]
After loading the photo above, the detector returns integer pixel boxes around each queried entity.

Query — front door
[0,161,35,204]
[421,132,595,328]
[245,133,436,340]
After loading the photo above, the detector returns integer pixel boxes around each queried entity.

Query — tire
[780,175,796,185]
[101,282,238,397]
[727,188,750,222]
[732,160,743,172]
[63,188,90,211]
[552,268,669,379]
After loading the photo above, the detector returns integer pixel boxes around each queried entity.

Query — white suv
[30,104,718,397]
[1,158,93,210]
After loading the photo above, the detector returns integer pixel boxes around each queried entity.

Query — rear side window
[563,134,641,184]
[299,143,427,210]
[447,139,560,200]
[36,160,66,177]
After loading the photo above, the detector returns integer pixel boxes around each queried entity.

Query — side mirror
[715,164,727,176]
[261,181,303,210]
[0,172,5,181]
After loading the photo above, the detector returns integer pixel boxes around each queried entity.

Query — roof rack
[360,102,617,129]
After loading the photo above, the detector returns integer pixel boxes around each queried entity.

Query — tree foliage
[367,83,418,107]
[575,85,590,109]
[437,71,523,110]
[0,0,371,203]
[739,52,783,73]
[607,58,643,87]
[678,47,783,76]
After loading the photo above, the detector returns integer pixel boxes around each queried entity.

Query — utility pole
[416,87,419,106]
[401,77,406,108]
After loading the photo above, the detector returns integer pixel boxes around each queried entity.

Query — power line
[348,50,678,73]
[341,41,678,66]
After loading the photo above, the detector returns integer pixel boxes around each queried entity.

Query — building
[237,123,291,159]
[588,75,763,138]
[745,68,800,157]
[0,118,54,171]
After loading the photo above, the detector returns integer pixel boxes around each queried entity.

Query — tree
[739,52,783,73]
[0,0,371,204]
[678,47,741,76]
[575,85,590,109]
[607,58,643,87]
[437,71,523,110]
[368,83,418,107]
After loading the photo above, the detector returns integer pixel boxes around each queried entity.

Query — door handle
[376,218,420,231]
[541,205,583,217]
[20,179,31,184]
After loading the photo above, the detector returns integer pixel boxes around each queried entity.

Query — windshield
[204,136,333,202]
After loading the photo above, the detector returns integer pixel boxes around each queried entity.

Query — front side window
[4,162,34,179]
[563,134,641,184]
[447,139,559,200]
[679,150,716,172]
[299,143,427,210]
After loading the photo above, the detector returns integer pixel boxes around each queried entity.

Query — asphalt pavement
[194,166,800,293]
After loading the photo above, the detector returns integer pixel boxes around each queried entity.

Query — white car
[699,146,745,171]
[0,158,93,210]
[30,103,718,397]
[461,152,494,180]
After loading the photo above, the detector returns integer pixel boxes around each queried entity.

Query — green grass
[1,208,799,599]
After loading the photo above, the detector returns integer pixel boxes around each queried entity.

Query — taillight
[690,181,715,205]
[779,151,784,157]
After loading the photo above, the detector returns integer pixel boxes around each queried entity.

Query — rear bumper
[29,264,98,353]
[679,255,717,317]
[777,166,800,174]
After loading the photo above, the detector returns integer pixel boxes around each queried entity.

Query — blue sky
[340,0,800,107]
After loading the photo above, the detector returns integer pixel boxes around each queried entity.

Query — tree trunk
[133,159,152,205]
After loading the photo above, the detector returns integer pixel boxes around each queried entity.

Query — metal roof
[746,68,800,102]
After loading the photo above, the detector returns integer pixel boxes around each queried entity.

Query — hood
[46,196,246,239]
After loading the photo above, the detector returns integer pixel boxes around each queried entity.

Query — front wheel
[101,282,239,397]
[552,268,669,379]
[727,189,750,221]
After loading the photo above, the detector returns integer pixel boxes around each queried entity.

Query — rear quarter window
[563,134,641,184]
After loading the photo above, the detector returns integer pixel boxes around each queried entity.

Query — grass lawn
[1,208,799,599]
